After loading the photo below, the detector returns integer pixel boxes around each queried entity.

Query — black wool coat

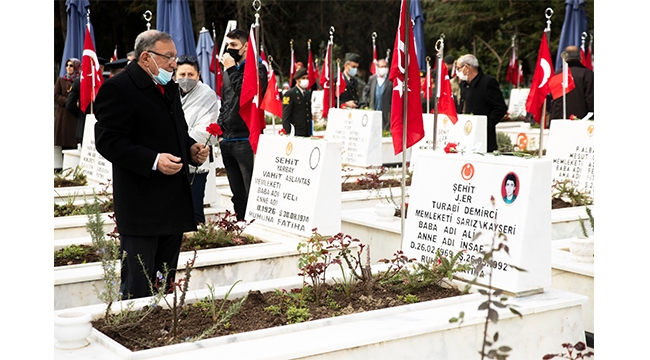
[458,71,508,152]
[94,61,198,236]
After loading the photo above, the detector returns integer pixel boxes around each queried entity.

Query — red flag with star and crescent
[260,66,282,119]
[370,42,377,75]
[320,40,332,118]
[307,44,318,89]
[80,23,104,113]
[525,32,552,124]
[437,60,458,124]
[239,24,265,153]
[388,0,424,155]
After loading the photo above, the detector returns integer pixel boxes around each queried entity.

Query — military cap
[345,52,361,63]
[294,67,308,80]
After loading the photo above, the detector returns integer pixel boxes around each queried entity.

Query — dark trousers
[190,172,208,225]
[220,140,254,220]
[119,233,183,300]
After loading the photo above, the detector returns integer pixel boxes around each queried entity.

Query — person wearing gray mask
[176,55,220,225]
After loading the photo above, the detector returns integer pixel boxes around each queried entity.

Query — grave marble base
[54,222,307,310]
[551,238,594,334]
[382,137,411,165]
[54,274,587,360]
[62,149,81,170]
[55,145,63,169]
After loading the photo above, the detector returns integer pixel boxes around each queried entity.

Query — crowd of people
[53,26,594,299]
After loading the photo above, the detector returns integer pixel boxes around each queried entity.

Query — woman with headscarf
[55,58,81,149]
[176,55,219,224]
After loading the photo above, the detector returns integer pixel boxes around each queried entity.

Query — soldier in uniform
[282,67,313,137]
[337,52,361,108]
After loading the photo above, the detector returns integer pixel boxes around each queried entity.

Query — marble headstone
[402,151,552,295]
[78,115,113,184]
[507,88,530,119]
[546,119,594,198]
[324,108,382,167]
[246,134,342,237]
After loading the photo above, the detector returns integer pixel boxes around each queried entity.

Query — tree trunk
[58,0,67,43]
[193,0,205,33]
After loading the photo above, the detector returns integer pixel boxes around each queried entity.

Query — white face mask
[377,67,388,77]
[456,67,468,82]
[299,79,309,89]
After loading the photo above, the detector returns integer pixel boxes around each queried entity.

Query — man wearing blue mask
[337,52,361,109]
[94,30,210,300]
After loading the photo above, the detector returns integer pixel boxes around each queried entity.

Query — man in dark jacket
[550,45,594,121]
[362,59,392,132]
[456,54,507,152]
[217,29,268,220]
[337,52,361,108]
[282,67,313,136]
[94,30,210,299]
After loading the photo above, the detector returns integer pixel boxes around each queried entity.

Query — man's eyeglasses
[147,50,178,63]
[177,55,198,65]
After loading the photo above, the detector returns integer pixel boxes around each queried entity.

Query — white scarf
[180,81,219,173]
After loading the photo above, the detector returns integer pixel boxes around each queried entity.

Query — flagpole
[336,59,341,108]
[433,35,444,151]
[268,55,276,133]
[425,56,430,113]
[539,7,553,159]
[212,22,219,99]
[329,27,335,114]
[562,54,567,121]
[400,0,412,239]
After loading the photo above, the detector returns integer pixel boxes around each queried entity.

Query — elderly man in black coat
[456,54,507,152]
[94,30,210,299]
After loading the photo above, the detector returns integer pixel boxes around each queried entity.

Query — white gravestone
[324,108,382,167]
[246,134,342,237]
[546,120,594,199]
[497,123,549,153]
[402,151,552,295]
[507,88,530,119]
[79,115,113,185]
[410,114,487,169]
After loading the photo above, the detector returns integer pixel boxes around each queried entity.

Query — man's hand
[158,153,182,175]
[191,143,210,164]
[345,100,358,108]
[221,52,236,70]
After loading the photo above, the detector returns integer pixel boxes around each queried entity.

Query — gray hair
[133,30,173,62]
[457,54,479,69]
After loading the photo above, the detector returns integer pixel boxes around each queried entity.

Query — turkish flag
[335,62,346,98]
[261,67,282,119]
[369,43,377,75]
[421,63,432,99]
[80,23,104,113]
[239,25,265,153]
[388,0,424,155]
[549,66,575,100]
[307,46,318,89]
[525,32,552,124]
[581,45,593,71]
[437,61,458,124]
[209,44,223,98]
[320,41,332,118]
[505,46,521,87]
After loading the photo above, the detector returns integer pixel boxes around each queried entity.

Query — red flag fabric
[549,66,575,100]
[437,61,458,124]
[261,67,283,119]
[335,62,346,98]
[239,25,265,153]
[525,32,553,124]
[307,46,318,88]
[209,44,223,98]
[586,42,593,71]
[421,63,432,98]
[260,46,269,73]
[370,43,377,75]
[388,0,425,155]
[320,41,332,118]
[111,45,118,62]
[80,24,104,113]
[505,46,520,87]
[582,44,593,71]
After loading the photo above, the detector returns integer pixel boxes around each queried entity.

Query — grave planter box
[54,223,305,310]
[54,185,113,206]
[54,273,588,360]
[551,238,594,334]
